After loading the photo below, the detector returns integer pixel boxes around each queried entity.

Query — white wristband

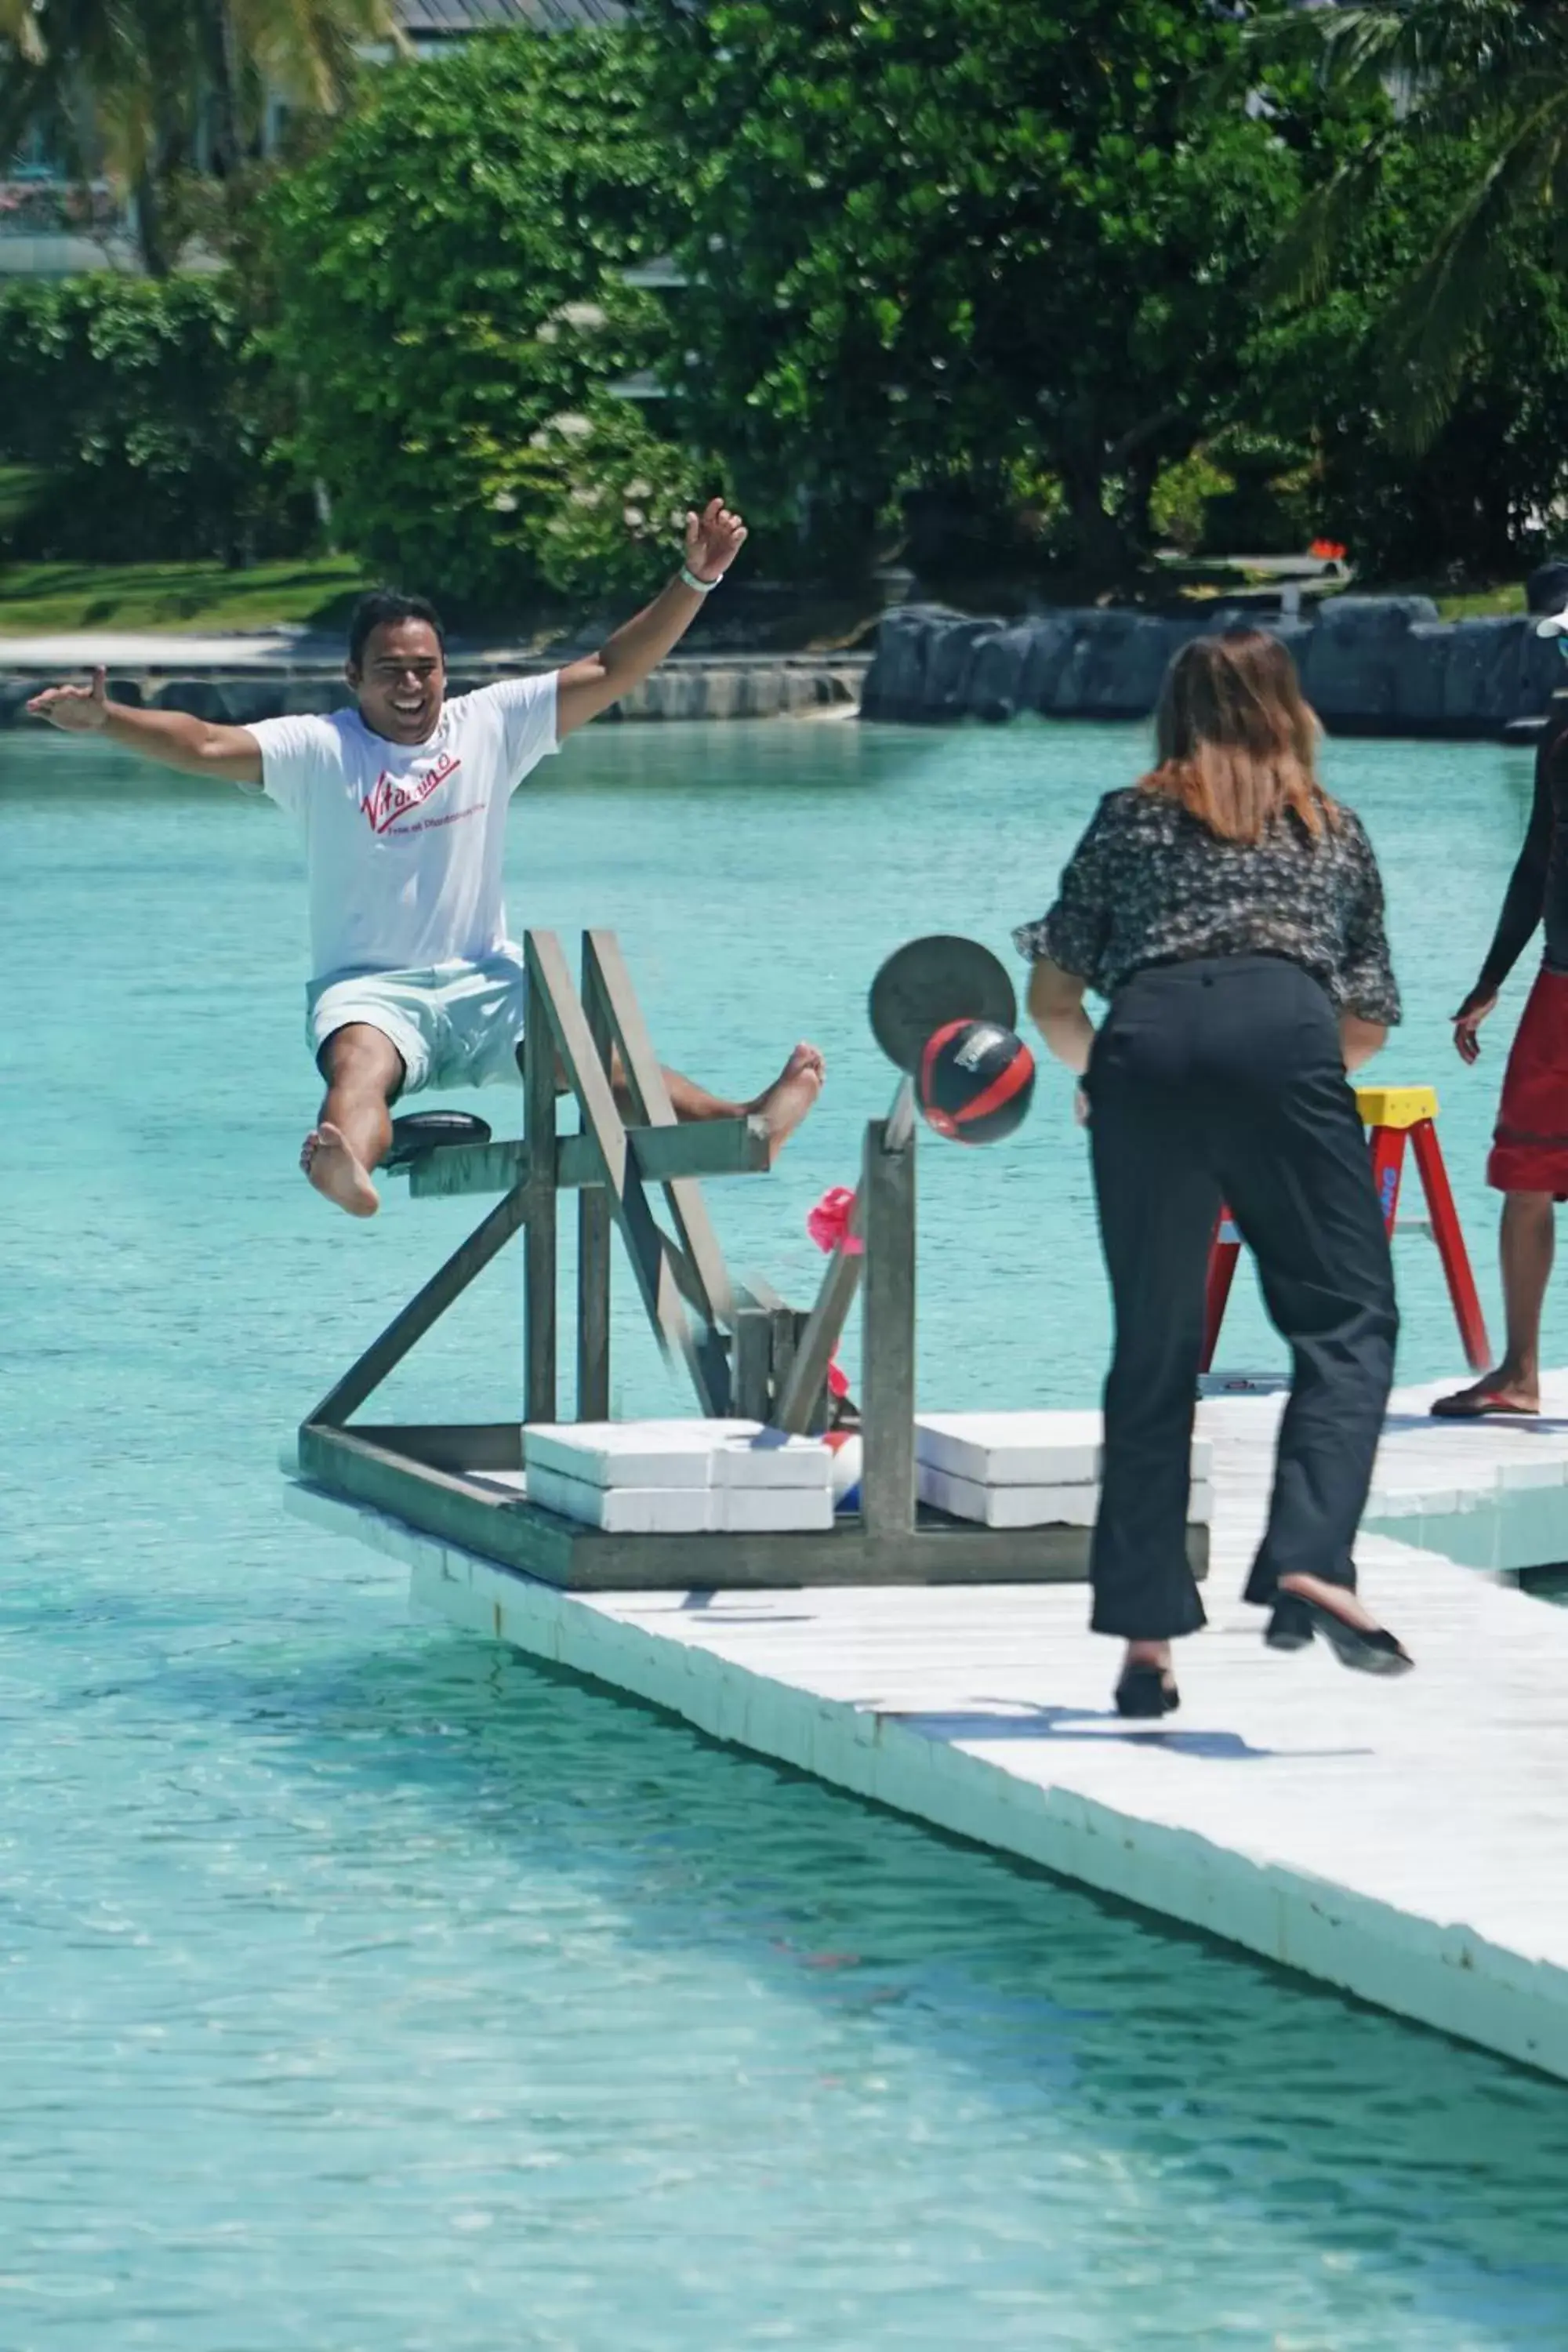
[680,564,722,593]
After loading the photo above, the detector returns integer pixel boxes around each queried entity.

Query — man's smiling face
[349,619,447,746]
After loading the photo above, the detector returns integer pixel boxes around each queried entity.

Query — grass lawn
[0,558,373,636]
[1366,579,1527,622]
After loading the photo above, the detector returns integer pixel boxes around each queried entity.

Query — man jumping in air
[27,499,825,1217]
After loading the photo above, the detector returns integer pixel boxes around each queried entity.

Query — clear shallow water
[4,717,1567,2347]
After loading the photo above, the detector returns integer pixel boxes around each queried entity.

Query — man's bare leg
[1439,1190,1554,1411]
[614,1042,825,1163]
[301,1024,405,1218]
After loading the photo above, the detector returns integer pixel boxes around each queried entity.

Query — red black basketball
[917,1019,1036,1145]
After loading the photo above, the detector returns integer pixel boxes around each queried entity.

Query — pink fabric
[807,1185,864,1257]
[807,1187,858,1399]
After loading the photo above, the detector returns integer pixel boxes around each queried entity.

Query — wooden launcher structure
[297,929,1181,1592]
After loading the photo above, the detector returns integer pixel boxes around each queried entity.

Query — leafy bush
[0,276,313,563]
[259,31,702,605]
[639,0,1301,581]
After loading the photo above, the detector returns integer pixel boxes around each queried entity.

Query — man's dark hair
[347,590,446,670]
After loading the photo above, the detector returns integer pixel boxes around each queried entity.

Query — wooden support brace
[577,939,613,1422]
[774,1080,912,1436]
[859,1108,917,1537]
[521,958,559,1425]
[525,930,724,1415]
[584,929,736,1331]
[307,1179,531,1430]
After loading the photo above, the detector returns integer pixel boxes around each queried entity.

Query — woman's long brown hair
[1140,630,1337,845]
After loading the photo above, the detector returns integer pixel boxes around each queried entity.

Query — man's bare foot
[1429,1368,1539,1418]
[751,1043,825,1163]
[301,1121,380,1218]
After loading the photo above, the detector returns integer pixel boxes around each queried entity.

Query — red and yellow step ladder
[1201,1084,1491,1375]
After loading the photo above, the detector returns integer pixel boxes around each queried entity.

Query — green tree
[641,0,1300,581]
[259,29,702,605]
[0,274,312,560]
[1238,0,1568,445]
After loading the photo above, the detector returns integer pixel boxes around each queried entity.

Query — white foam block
[919,1464,1098,1527]
[919,1465,1215,1530]
[525,1461,712,1534]
[715,1486,835,1534]
[524,1420,832,1494]
[916,1410,1103,1486]
[712,1431,833,1491]
[524,1419,761,1492]
[916,1411,1213,1489]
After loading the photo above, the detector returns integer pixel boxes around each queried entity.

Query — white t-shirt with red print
[245,673,558,982]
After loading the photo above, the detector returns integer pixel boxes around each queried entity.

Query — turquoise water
[5,715,1568,2347]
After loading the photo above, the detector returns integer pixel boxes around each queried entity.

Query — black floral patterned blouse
[1014,787,1401,1025]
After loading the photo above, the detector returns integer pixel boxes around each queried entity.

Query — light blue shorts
[306,954,525,1096]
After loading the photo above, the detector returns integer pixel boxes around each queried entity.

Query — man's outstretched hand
[1452,985,1498,1065]
[686,496,746,585]
[26,666,111,732]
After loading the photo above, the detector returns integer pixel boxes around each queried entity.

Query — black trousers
[1085,956,1398,1641]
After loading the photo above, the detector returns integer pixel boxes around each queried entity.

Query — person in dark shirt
[1435,612,1568,1419]
[1018,631,1410,1718]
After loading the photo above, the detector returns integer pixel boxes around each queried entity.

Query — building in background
[1,0,625,278]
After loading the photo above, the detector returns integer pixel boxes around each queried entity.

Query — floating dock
[289,1369,1568,2085]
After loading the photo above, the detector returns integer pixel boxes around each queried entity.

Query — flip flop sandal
[1429,1389,1539,1421]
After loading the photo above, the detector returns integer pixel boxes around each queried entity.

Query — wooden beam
[298,1422,1213,1590]
[405,1117,771,1199]
[774,1226,860,1435]
[300,1421,1189,1589]
[521,962,558,1424]
[577,942,613,1422]
[306,1180,530,1429]
[731,1303,773,1419]
[773,1082,912,1436]
[526,930,724,1414]
[859,1110,917,1537]
[585,928,735,1330]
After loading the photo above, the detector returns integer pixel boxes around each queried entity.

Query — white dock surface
[288,1372,1568,2080]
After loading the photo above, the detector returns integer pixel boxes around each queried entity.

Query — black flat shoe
[1114,1665,1180,1719]
[1265,1595,1316,1652]
[1289,1593,1414,1677]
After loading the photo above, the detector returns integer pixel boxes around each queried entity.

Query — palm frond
[1257,143,1390,308]
[1380,82,1568,445]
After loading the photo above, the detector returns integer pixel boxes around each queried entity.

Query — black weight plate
[868,935,1018,1073]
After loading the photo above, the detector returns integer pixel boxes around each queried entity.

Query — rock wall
[861,600,1562,738]
[0,658,867,731]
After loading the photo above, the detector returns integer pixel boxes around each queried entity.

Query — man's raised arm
[555,497,747,738]
[26,666,262,785]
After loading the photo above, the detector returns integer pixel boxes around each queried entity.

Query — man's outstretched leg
[302,1024,405,1218]
[1435,1191,1554,1415]
[619,1042,826,1163]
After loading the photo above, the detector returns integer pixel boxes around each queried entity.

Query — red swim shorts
[1489,966,1568,1196]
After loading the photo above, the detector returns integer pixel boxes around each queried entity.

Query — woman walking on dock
[1018,631,1412,1718]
